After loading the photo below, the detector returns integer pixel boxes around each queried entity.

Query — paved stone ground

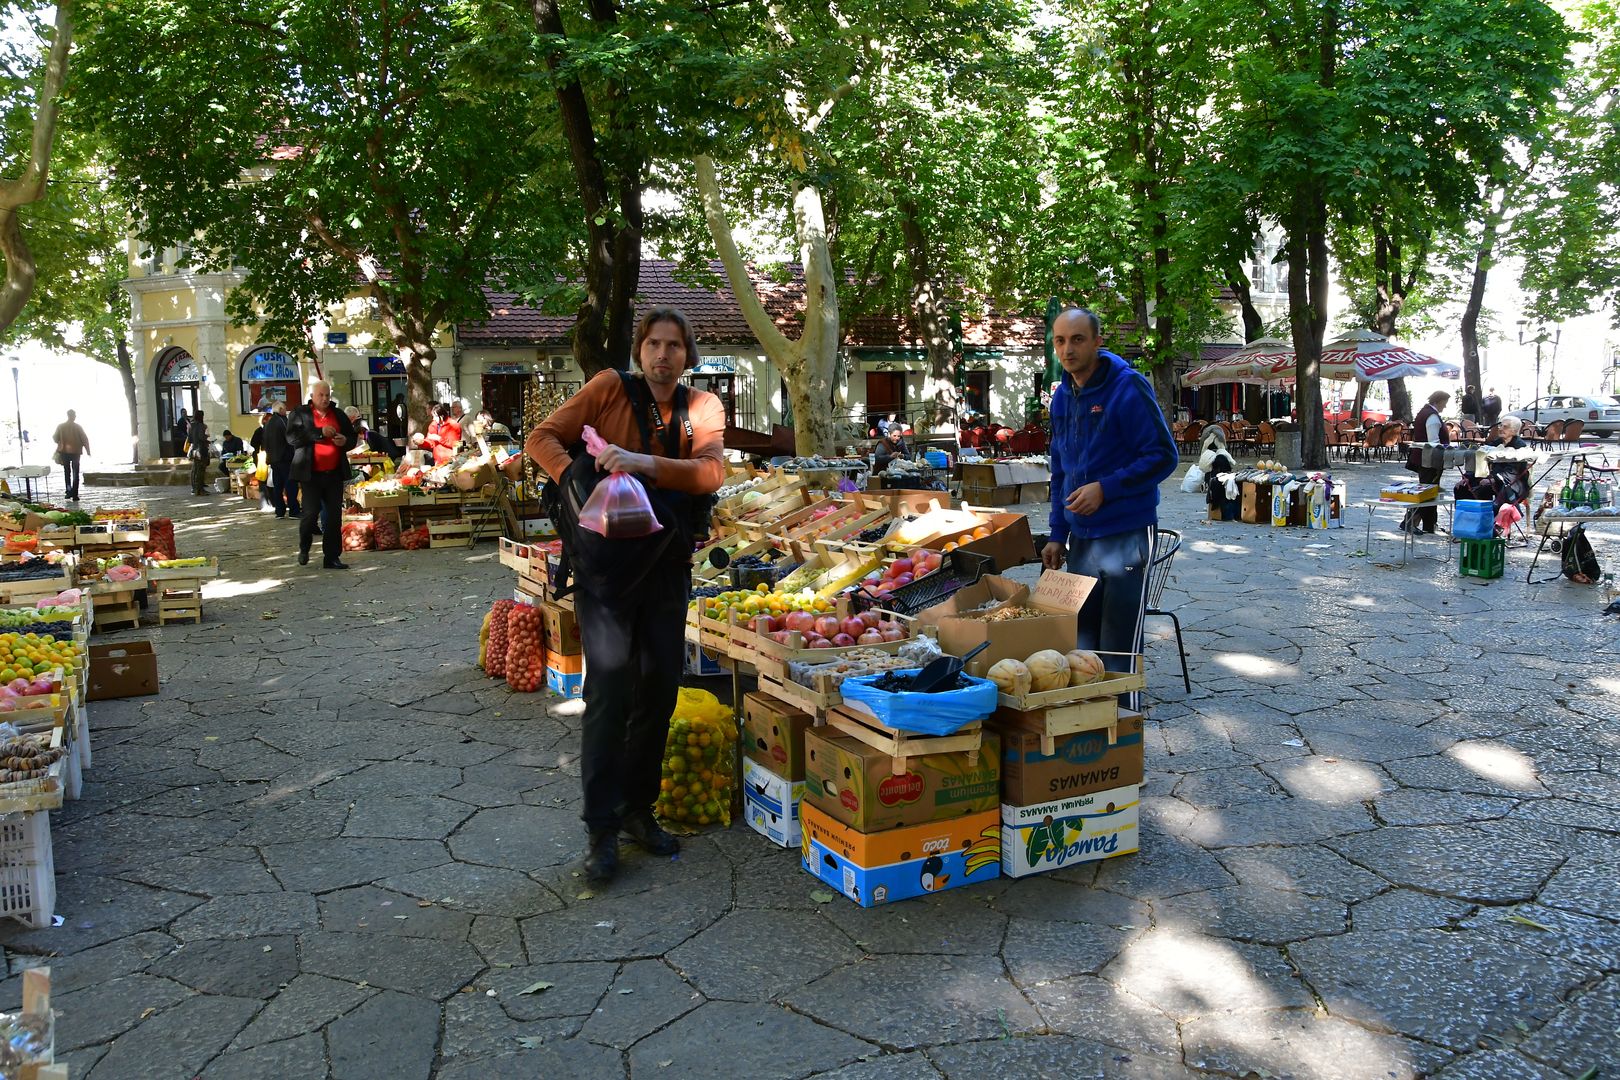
[1,459,1616,1079]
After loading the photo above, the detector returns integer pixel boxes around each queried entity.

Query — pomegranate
[832,633,856,647]
[783,611,816,634]
[857,629,884,645]
[814,616,841,639]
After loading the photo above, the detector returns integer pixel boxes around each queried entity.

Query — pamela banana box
[743,757,806,848]
[801,803,1000,907]
[999,783,1139,878]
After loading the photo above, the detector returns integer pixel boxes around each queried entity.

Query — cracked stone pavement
[1,459,1616,1079]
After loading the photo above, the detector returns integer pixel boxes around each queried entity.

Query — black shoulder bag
[544,372,700,603]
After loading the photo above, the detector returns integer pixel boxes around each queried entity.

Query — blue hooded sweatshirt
[1047,350,1178,543]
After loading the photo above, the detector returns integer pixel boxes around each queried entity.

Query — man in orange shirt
[518,308,726,884]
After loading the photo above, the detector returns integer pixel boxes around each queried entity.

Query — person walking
[1460,384,1481,423]
[1404,390,1451,535]
[516,306,726,885]
[286,381,356,569]
[186,411,213,495]
[1040,307,1178,711]
[51,410,89,501]
[1480,386,1503,429]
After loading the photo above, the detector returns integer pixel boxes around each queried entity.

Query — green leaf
[808,890,835,903]
[518,981,554,995]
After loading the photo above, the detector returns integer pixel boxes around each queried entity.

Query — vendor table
[1526,511,1620,582]
[0,465,51,501]
[1363,496,1450,566]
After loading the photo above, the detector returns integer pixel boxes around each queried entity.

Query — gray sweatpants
[1065,524,1154,712]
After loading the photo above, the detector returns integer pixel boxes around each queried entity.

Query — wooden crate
[826,706,984,776]
[428,520,474,549]
[145,557,220,582]
[353,487,409,509]
[157,580,204,625]
[499,537,533,572]
[724,607,916,680]
[75,521,150,544]
[756,670,842,715]
[993,653,1145,711]
[0,568,72,605]
[88,584,140,632]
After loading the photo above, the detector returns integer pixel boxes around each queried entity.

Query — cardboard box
[545,663,583,699]
[683,640,724,677]
[961,484,1020,507]
[742,692,815,780]
[926,511,1038,572]
[801,802,1000,907]
[803,727,1000,833]
[996,712,1144,806]
[87,641,159,701]
[925,569,1097,679]
[540,601,582,656]
[1000,783,1139,878]
[546,650,584,676]
[1241,481,1272,525]
[743,757,806,848]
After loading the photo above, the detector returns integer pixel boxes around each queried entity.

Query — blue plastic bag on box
[1454,499,1494,540]
[837,669,999,735]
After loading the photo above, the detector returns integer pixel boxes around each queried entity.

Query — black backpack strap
[617,370,686,460]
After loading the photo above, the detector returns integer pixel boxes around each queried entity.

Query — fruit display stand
[0,563,73,606]
[86,578,143,632]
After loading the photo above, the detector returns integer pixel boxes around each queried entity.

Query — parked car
[1507,395,1620,437]
[1324,398,1390,426]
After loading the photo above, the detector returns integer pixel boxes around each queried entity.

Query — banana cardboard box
[997,712,1144,806]
[801,802,1000,907]
[742,691,815,780]
[803,729,1000,833]
[1000,783,1139,878]
[743,756,806,848]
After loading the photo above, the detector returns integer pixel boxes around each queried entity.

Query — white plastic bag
[1181,465,1205,493]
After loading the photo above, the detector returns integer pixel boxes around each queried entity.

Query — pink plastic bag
[577,425,663,539]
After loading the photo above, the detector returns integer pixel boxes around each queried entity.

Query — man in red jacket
[519,308,726,884]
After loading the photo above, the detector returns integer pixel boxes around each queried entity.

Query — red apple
[889,558,914,578]
[893,574,913,587]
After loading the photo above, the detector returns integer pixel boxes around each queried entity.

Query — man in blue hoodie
[1040,309,1178,706]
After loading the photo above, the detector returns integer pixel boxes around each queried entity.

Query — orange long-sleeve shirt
[527,370,727,496]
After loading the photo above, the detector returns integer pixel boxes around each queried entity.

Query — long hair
[633,307,701,371]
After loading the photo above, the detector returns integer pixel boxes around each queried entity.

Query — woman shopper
[425,402,462,466]
[286,381,356,569]
[186,412,213,495]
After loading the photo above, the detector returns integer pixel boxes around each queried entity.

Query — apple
[888,558,914,579]
[893,574,913,587]
[832,633,856,647]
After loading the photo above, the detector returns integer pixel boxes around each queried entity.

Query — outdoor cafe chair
[1561,419,1585,446]
[1145,528,1190,694]
[1380,423,1406,460]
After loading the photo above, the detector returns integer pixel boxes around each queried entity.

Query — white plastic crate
[0,811,55,928]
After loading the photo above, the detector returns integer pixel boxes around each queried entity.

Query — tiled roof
[456,260,1046,350]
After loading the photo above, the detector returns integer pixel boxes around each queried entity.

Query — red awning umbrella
[1319,329,1460,382]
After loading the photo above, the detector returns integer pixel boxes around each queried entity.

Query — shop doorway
[154,347,201,458]
[962,371,991,420]
[865,370,905,434]
[685,371,737,427]
[480,373,530,434]
[372,378,407,440]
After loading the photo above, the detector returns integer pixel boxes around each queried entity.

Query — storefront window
[239,346,303,413]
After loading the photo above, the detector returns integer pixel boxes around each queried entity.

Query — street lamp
[7,361,20,467]
[1516,321,1560,425]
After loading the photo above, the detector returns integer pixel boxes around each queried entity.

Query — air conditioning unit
[547,356,569,371]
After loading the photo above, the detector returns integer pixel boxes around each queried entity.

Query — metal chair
[1145,528,1190,694]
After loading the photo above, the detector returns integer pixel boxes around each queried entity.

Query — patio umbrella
[1319,328,1460,382]
[1183,337,1297,386]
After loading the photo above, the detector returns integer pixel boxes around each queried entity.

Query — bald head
[310,381,332,408]
[1053,308,1103,383]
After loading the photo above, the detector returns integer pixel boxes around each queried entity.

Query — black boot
[622,811,680,856]
[583,830,619,884]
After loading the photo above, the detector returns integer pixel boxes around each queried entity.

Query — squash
[1066,649,1106,685]
[1026,649,1072,693]
[986,658,1031,697]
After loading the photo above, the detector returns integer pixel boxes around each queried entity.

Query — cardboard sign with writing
[803,728,1000,833]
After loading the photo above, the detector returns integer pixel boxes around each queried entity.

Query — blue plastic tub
[1454,499,1495,540]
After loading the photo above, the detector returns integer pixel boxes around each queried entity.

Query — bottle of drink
[1558,481,1571,510]
[1593,479,1606,510]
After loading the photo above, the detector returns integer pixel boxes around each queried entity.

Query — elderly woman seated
[1455,416,1531,510]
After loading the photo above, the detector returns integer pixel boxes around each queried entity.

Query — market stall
[479,465,1156,904]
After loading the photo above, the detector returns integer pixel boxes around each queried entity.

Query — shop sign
[325,332,349,345]
[692,356,738,372]
[243,348,299,382]
[368,356,406,375]
[485,363,530,375]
